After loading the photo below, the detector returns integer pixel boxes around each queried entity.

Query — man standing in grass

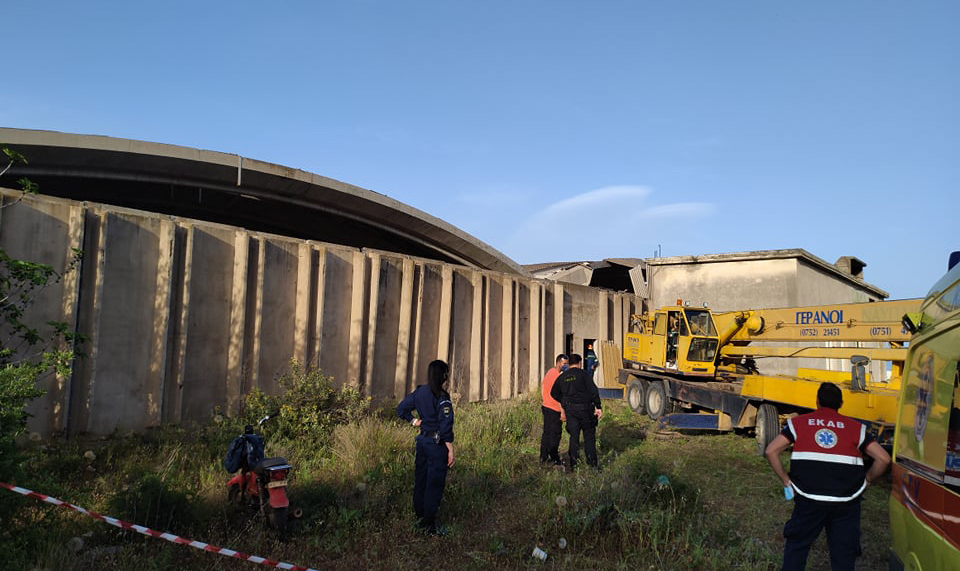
[540,353,568,466]
[765,382,890,570]
[550,353,603,470]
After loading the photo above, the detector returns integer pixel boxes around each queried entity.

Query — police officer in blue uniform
[397,359,455,536]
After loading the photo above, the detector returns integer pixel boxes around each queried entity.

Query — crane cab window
[668,312,687,336]
[684,309,717,336]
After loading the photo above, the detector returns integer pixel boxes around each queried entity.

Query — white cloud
[502,185,716,263]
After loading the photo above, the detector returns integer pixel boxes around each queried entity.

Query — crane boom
[713,298,922,344]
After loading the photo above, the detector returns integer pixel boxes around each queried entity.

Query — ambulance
[889,251,960,570]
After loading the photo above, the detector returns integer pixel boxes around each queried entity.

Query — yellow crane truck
[618,297,922,454]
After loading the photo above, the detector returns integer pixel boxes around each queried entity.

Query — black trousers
[540,406,562,464]
[565,405,598,468]
[413,437,448,529]
[782,495,861,571]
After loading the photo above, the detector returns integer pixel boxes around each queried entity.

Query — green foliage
[107,473,199,533]
[0,397,893,570]
[242,360,370,439]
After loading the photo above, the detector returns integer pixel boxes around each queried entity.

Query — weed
[1,398,895,570]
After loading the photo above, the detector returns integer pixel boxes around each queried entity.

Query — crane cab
[623,304,720,377]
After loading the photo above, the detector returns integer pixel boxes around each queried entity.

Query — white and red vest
[784,407,870,502]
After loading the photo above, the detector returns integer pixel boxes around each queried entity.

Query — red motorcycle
[225,413,293,540]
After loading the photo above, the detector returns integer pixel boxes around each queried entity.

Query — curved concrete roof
[0,128,527,276]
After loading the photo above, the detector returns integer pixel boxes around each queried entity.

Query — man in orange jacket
[540,353,568,465]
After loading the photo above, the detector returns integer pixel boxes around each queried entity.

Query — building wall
[1,190,641,435]
[647,258,797,311]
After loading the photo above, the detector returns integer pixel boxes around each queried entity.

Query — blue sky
[2,1,956,299]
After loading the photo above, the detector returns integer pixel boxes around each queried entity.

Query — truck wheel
[756,403,780,456]
[646,381,669,420]
[626,379,646,414]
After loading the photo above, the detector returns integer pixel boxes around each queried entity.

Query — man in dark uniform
[584,343,599,380]
[550,353,602,469]
[765,382,890,570]
[397,360,455,536]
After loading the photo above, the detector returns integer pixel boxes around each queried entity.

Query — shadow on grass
[598,419,648,454]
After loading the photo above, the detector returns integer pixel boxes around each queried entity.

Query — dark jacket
[397,385,455,443]
[550,367,601,410]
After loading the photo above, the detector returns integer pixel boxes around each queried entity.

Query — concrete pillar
[394,257,416,398]
[225,231,250,413]
[178,225,239,421]
[294,242,313,365]
[501,277,515,398]
[164,223,191,424]
[57,201,85,432]
[364,253,403,401]
[597,290,610,386]
[83,211,175,433]
[406,261,425,392]
[255,238,299,392]
[410,263,444,390]
[438,265,453,364]
[309,245,327,369]
[470,271,484,402]
[553,282,565,358]
[68,208,104,433]
[526,281,542,393]
[450,269,481,402]
[347,250,369,388]
[483,274,502,399]
[318,246,356,387]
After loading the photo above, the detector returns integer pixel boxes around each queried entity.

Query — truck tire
[646,381,670,420]
[626,379,646,414]
[756,403,780,456]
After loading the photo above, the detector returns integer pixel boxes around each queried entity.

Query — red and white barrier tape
[0,481,320,571]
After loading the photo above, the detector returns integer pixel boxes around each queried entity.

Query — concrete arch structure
[0,129,641,435]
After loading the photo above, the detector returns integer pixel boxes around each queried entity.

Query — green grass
[0,396,891,570]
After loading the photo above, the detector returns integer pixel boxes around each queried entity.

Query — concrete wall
[1,190,641,435]
[647,258,798,312]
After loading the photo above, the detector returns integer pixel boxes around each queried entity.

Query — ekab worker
[765,382,890,571]
[397,360,455,536]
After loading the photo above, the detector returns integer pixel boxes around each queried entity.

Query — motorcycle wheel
[269,506,288,541]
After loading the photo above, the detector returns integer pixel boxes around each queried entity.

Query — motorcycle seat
[253,457,290,477]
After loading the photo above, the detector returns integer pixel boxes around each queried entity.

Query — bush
[242,360,371,440]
